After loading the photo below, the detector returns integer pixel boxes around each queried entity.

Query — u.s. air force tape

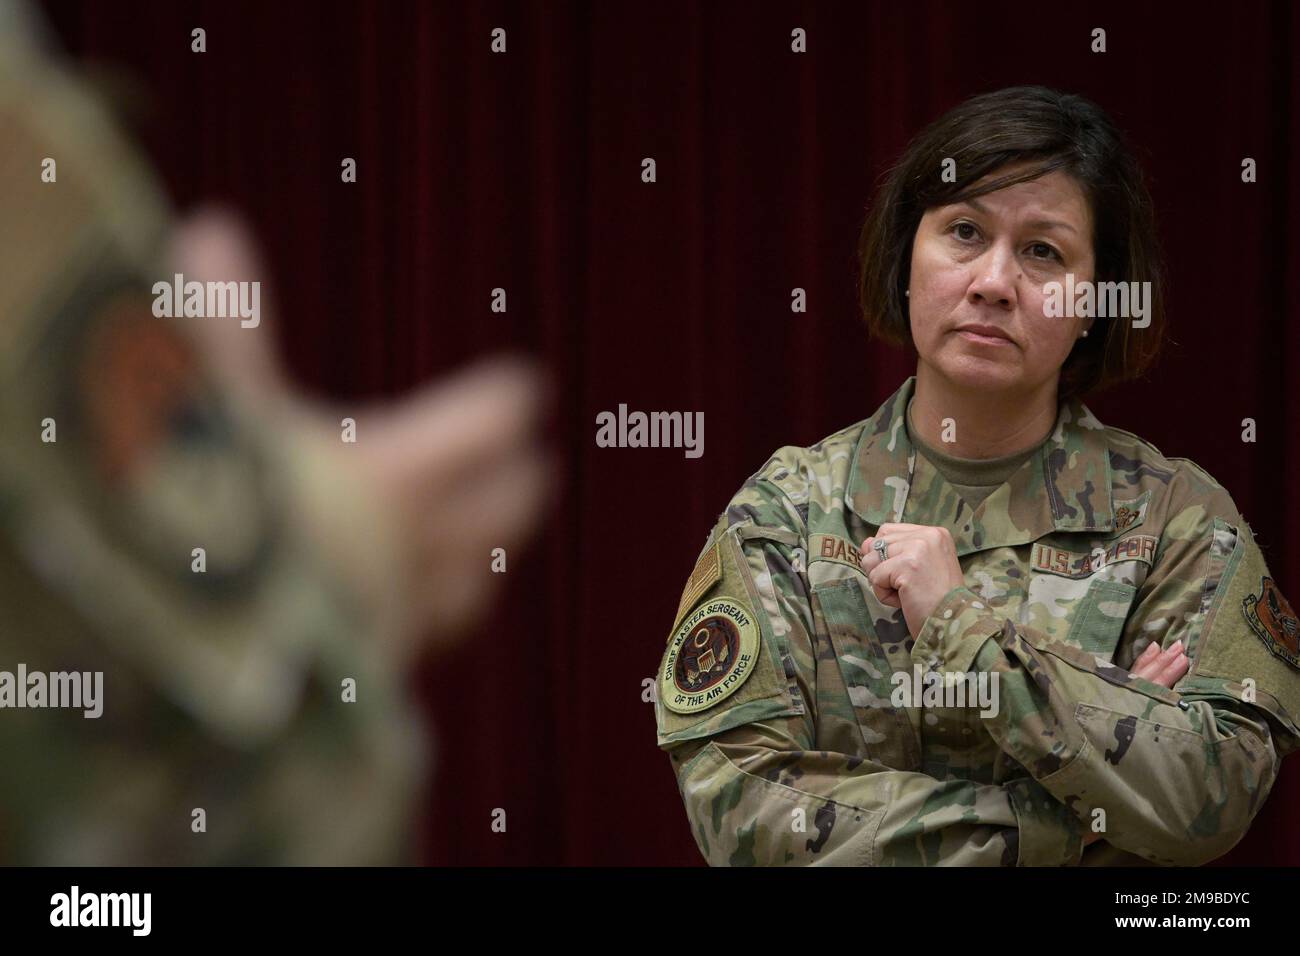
[660,596,760,714]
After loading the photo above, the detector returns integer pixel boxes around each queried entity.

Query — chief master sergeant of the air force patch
[660,596,760,714]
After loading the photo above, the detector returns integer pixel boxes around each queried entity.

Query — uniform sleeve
[656,475,1085,866]
[910,487,1299,866]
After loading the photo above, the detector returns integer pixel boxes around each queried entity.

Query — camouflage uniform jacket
[654,375,1300,866]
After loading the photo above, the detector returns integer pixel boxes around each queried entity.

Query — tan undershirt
[905,398,1043,510]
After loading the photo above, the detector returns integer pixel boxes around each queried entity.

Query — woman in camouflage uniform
[655,86,1299,866]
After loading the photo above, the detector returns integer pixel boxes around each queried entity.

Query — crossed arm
[664,488,1289,866]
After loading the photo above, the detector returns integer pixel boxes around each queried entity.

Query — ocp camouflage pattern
[655,376,1299,866]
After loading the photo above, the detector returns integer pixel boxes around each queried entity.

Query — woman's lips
[957,329,1014,346]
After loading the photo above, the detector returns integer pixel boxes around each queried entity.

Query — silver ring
[873,538,889,561]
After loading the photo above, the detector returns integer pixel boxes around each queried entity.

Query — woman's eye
[1027,241,1061,261]
[952,222,979,241]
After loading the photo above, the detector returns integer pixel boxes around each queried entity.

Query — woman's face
[907,164,1096,397]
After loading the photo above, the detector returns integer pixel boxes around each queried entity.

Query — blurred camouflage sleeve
[911,478,1297,866]
[655,476,1084,866]
[0,25,424,863]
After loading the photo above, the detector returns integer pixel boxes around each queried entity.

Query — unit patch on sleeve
[660,597,761,714]
[1243,576,1300,670]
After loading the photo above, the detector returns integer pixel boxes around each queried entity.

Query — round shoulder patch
[660,596,761,715]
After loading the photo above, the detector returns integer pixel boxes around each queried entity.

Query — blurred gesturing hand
[172,208,557,661]
[356,357,557,645]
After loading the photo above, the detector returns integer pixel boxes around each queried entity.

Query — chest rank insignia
[1114,505,1139,532]
[660,597,760,714]
[1243,576,1300,670]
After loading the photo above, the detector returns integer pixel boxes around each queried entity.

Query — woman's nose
[967,246,1019,309]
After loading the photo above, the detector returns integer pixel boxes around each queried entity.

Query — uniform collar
[844,376,1115,556]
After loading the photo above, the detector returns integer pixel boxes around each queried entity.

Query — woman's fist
[860,523,967,638]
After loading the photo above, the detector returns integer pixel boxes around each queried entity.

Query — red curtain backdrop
[44,0,1300,865]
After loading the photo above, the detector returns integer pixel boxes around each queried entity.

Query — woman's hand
[859,523,966,638]
[1129,638,1190,689]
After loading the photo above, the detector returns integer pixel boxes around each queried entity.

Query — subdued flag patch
[671,542,721,635]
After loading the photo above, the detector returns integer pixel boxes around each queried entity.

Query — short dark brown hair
[857,86,1165,401]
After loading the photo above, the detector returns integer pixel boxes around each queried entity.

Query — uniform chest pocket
[1064,578,1138,659]
[813,579,922,772]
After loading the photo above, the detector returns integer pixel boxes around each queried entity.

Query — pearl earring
[1080,330,1089,338]
[904,290,910,297]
